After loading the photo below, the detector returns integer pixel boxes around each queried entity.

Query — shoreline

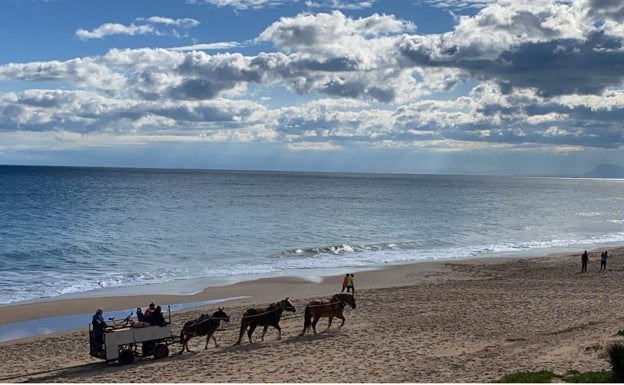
[0,258,447,342]
[1,246,623,382]
[1,245,617,341]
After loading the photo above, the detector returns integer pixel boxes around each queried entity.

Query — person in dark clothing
[581,250,588,272]
[143,302,156,324]
[136,307,145,322]
[601,251,609,271]
[92,308,107,351]
[151,305,167,326]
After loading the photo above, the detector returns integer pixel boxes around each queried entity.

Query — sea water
[1,165,623,306]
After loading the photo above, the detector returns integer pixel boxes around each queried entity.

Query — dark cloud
[169,79,222,100]
[399,30,624,97]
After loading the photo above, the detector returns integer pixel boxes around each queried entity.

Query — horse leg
[247,324,257,343]
[261,325,269,341]
[337,314,346,328]
[180,336,192,354]
[326,316,333,331]
[204,332,218,349]
[206,332,218,348]
[311,316,321,335]
[275,324,282,340]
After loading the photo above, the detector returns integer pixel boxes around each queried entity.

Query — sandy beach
[1,247,624,383]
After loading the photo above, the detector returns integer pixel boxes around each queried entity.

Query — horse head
[279,297,296,313]
[346,295,356,309]
[212,307,230,323]
[334,293,356,309]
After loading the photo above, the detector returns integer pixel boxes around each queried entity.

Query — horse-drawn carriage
[89,308,179,365]
[88,293,356,365]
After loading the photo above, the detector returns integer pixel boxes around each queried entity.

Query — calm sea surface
[1,165,623,305]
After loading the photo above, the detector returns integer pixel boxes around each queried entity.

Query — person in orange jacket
[341,273,349,292]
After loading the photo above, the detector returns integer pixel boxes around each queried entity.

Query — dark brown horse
[179,307,230,353]
[299,293,356,336]
[235,297,296,345]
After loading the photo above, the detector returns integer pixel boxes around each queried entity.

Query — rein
[241,304,285,319]
[189,315,228,328]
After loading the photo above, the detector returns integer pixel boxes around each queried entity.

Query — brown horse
[299,293,356,336]
[179,307,230,353]
[235,297,296,345]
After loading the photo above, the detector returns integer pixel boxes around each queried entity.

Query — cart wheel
[153,344,169,359]
[119,349,134,365]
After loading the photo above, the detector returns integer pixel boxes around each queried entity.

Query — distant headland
[581,164,624,178]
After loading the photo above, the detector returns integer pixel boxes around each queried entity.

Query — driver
[92,308,107,351]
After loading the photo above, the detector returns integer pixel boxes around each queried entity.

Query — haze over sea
[1,165,623,306]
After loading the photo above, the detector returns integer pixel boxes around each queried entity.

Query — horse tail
[179,327,185,344]
[235,310,250,344]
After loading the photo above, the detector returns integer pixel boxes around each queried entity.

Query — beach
[1,247,624,383]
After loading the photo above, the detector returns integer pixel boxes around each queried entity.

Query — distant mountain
[581,163,624,178]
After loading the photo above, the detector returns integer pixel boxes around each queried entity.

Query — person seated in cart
[132,307,151,328]
[92,308,107,351]
[143,302,156,324]
[151,305,167,326]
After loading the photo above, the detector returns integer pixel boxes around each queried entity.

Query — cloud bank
[1,0,624,171]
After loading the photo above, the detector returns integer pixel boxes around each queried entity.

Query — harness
[307,295,353,308]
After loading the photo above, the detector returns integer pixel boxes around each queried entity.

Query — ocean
[1,165,623,306]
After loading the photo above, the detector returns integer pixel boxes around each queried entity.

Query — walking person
[581,250,588,272]
[347,273,355,294]
[341,273,349,293]
[601,251,608,271]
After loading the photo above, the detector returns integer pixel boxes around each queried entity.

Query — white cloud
[186,0,295,10]
[76,16,200,40]
[189,0,375,11]
[305,0,375,10]
[3,2,624,159]
[170,42,241,51]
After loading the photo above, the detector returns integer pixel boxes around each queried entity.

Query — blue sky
[1,0,623,175]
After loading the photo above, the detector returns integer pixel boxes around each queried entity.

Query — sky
[1,0,623,175]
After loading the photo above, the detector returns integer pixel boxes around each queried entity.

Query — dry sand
[1,247,624,383]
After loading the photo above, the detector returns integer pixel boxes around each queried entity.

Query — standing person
[347,273,355,294]
[581,250,589,272]
[92,308,107,351]
[341,274,349,293]
[601,251,609,271]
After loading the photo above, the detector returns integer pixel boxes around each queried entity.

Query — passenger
[143,302,156,324]
[145,302,156,316]
[151,305,167,326]
[133,307,150,328]
[136,307,145,322]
